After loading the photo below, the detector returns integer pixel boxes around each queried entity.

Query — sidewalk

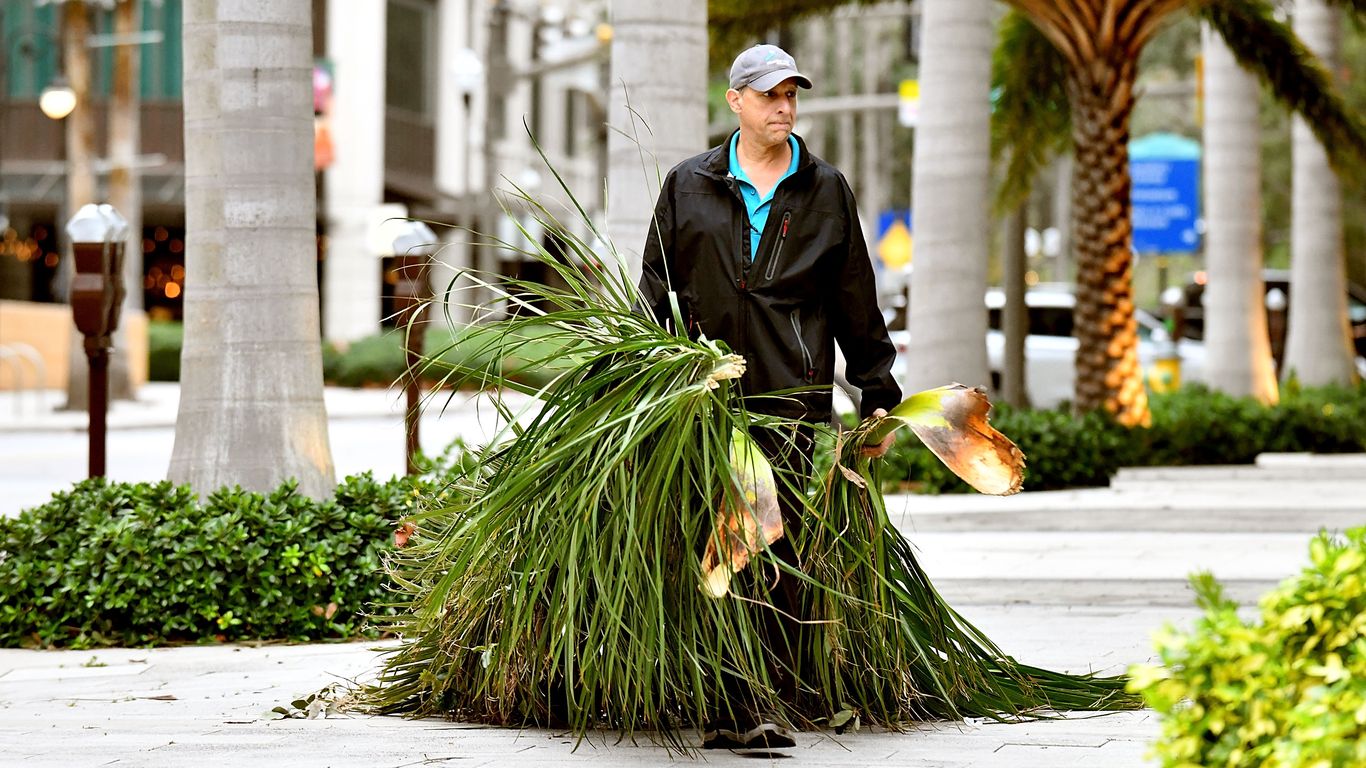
[2,384,1364,765]
[0,383,531,518]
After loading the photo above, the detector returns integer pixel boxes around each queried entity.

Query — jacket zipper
[789,311,814,381]
[726,176,752,292]
[763,211,791,282]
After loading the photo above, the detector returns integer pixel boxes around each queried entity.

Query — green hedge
[0,472,441,649]
[1130,528,1366,766]
[147,320,182,382]
[872,383,1366,493]
[149,319,570,391]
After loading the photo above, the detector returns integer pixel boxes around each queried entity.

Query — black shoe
[702,720,748,750]
[741,721,796,750]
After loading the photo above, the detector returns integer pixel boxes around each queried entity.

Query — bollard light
[1266,287,1289,374]
[391,221,438,476]
[1149,285,1186,394]
[66,203,129,478]
[1265,287,1288,313]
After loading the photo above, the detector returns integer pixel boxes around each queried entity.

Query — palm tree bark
[1282,0,1358,385]
[108,0,144,403]
[606,0,706,284]
[60,1,97,411]
[1202,26,1278,403]
[1065,54,1149,425]
[905,0,992,395]
[170,0,335,498]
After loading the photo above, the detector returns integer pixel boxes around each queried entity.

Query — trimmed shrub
[147,320,182,382]
[0,473,435,649]
[1130,528,1366,767]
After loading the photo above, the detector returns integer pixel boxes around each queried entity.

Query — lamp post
[392,221,437,476]
[66,203,128,478]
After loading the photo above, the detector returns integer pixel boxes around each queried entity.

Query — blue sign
[877,209,912,240]
[1130,133,1201,254]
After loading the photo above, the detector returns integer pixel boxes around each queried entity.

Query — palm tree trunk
[1201,26,1278,403]
[905,0,991,395]
[1282,0,1357,385]
[1002,203,1029,408]
[108,0,144,402]
[169,0,335,499]
[606,0,706,284]
[60,0,97,411]
[1066,57,1148,426]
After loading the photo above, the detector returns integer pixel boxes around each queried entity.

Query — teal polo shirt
[729,132,800,262]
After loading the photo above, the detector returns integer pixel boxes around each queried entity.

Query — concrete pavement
[1,384,1364,766]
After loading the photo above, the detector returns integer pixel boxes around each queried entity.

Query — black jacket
[639,131,901,421]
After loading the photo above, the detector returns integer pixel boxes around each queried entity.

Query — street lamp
[38,75,76,120]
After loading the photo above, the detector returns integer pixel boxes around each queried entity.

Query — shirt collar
[728,132,800,190]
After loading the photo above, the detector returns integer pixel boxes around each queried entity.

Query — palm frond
[991,10,1073,213]
[361,138,1139,749]
[1200,0,1366,173]
[708,0,884,35]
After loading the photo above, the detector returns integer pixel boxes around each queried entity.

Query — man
[638,44,902,750]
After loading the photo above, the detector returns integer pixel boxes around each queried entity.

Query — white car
[882,285,1206,410]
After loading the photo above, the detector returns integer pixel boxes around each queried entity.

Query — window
[385,0,432,116]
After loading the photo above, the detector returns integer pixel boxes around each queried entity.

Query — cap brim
[748,69,813,92]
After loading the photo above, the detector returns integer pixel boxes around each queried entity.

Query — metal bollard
[66,204,130,478]
[391,222,437,476]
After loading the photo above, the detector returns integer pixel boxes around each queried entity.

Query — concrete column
[323,0,387,343]
[435,0,474,199]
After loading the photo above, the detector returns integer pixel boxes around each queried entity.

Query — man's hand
[860,408,895,459]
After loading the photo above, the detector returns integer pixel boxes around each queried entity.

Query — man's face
[727,78,800,147]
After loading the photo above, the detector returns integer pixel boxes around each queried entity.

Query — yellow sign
[877,219,913,270]
[898,80,920,127]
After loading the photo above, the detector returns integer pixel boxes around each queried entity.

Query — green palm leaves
[362,165,1137,744]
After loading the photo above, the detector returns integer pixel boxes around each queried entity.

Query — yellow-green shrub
[1130,528,1366,767]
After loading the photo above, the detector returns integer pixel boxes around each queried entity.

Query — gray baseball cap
[728,44,813,92]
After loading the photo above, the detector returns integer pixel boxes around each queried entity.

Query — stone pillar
[323,0,387,343]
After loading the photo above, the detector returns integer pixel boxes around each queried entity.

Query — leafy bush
[322,323,574,390]
[0,472,436,648]
[1130,528,1366,767]
[148,319,574,390]
[147,320,182,382]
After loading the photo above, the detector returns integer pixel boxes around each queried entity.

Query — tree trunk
[108,0,144,402]
[1282,0,1357,385]
[905,0,991,394]
[169,0,335,499]
[605,0,706,285]
[801,17,827,158]
[859,13,884,249]
[836,12,855,178]
[1066,58,1148,426]
[1002,203,1029,408]
[1201,27,1278,404]
[61,0,97,411]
